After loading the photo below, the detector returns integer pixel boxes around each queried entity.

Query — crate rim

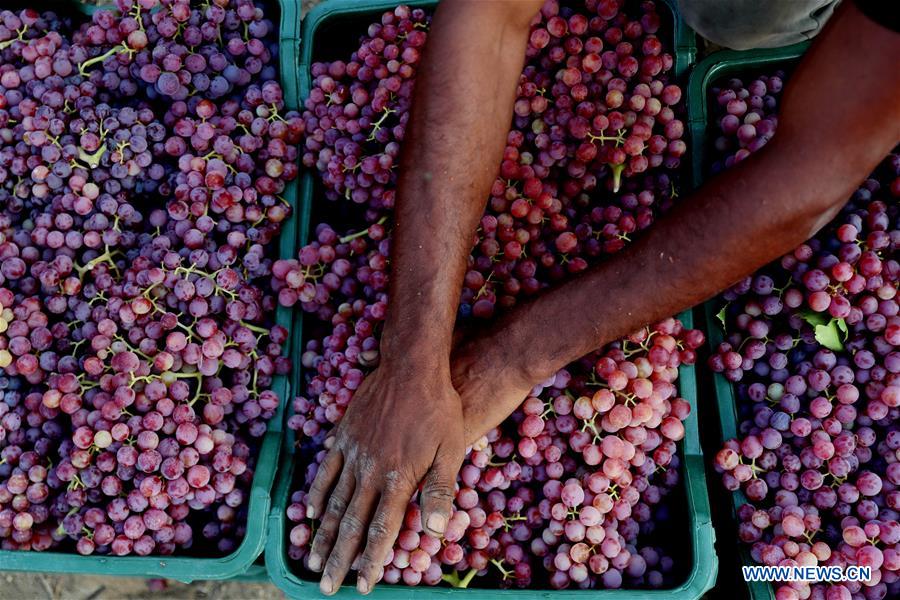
[685,43,810,189]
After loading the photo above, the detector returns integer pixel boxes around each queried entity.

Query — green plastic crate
[73,1,112,15]
[279,0,303,111]
[266,3,713,596]
[227,562,271,583]
[266,311,716,599]
[0,0,302,582]
[295,0,696,100]
[686,46,811,600]
[686,44,810,188]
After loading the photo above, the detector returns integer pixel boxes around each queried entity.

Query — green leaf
[798,308,830,327]
[814,320,845,352]
[716,304,728,331]
[835,318,849,341]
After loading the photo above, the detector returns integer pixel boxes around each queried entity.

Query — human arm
[303,0,545,595]
[452,0,900,442]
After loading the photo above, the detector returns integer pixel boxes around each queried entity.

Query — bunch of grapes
[288,315,705,589]
[271,220,389,319]
[708,71,783,175]
[289,0,688,321]
[300,4,426,213]
[461,166,679,319]
[706,68,899,600]
[73,0,277,101]
[301,1,685,213]
[284,1,704,589]
[158,82,304,250]
[1,2,294,558]
[516,0,685,194]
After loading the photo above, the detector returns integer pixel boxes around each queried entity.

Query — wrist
[488,309,560,385]
[453,330,531,399]
[379,354,452,379]
[452,336,535,445]
[379,325,453,373]
[378,340,451,377]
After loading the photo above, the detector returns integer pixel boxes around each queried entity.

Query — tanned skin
[306,1,900,595]
[305,1,545,595]
[452,0,900,444]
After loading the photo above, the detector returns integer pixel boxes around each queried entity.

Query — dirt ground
[0,572,283,600]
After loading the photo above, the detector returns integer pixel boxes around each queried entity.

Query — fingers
[355,480,409,595]
[419,445,462,538]
[319,486,378,595]
[306,446,342,520]
[308,467,354,573]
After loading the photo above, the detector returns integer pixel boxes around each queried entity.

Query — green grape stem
[0,26,29,51]
[78,43,135,77]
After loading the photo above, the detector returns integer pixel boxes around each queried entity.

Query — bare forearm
[471,1,900,388]
[499,143,870,380]
[382,0,541,367]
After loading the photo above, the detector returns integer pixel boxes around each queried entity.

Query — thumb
[419,445,461,538]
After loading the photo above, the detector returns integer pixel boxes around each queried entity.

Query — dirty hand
[304,363,465,595]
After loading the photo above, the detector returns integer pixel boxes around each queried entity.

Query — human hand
[305,362,465,595]
[451,327,543,445]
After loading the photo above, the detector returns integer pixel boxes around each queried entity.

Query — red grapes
[707,69,899,599]
[287,1,704,590]
[1,2,293,558]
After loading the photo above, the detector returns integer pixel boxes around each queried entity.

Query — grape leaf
[716,304,728,331]
[813,321,844,352]
[835,318,849,341]
[798,308,830,327]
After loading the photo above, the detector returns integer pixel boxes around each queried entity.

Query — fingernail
[306,505,316,519]
[308,553,322,572]
[320,574,334,595]
[426,513,446,535]
[357,575,369,594]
